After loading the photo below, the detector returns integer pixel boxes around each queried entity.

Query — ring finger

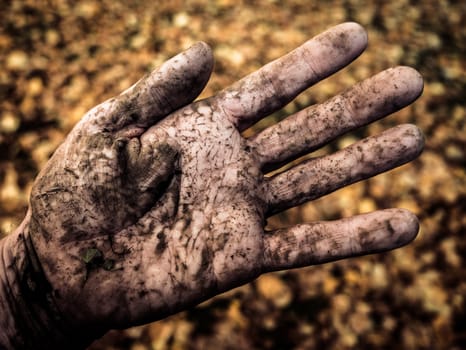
[265,124,424,215]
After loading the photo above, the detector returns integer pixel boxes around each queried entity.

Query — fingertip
[327,22,368,60]
[393,66,424,102]
[398,66,424,89]
[386,208,420,247]
[340,21,368,50]
[399,123,425,159]
[353,209,420,254]
[190,41,214,72]
[179,42,214,88]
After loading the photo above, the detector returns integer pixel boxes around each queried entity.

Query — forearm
[0,215,93,349]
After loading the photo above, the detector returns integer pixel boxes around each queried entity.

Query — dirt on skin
[0,1,465,349]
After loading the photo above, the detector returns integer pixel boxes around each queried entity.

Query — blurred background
[0,0,465,349]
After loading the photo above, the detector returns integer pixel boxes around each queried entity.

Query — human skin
[0,23,424,349]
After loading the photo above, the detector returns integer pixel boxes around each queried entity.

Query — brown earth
[0,1,465,349]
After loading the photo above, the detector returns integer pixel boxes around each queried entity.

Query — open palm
[26,23,423,345]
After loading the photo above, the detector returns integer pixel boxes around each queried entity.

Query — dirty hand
[1,23,424,349]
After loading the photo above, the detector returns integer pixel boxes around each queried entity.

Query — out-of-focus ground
[1,0,465,349]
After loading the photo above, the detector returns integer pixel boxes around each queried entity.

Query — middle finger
[248,66,423,171]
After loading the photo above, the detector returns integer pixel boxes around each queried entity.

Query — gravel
[1,1,465,349]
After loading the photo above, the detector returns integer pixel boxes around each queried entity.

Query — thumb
[85,41,214,133]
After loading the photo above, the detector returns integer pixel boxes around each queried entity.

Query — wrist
[0,213,95,349]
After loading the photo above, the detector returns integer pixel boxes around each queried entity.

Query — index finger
[214,22,368,131]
